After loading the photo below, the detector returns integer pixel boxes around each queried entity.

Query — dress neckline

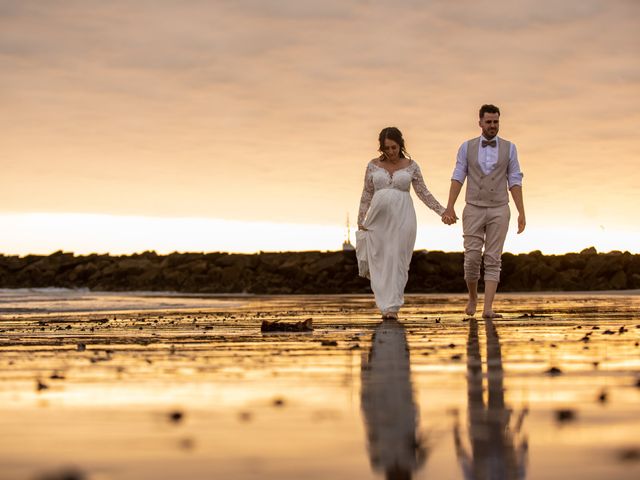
[371,159,414,178]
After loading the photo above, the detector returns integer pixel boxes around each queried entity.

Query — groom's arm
[509,185,526,233]
[442,143,468,225]
[507,143,525,233]
[442,180,463,224]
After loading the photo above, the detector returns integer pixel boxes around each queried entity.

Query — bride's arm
[357,163,374,229]
[412,163,446,216]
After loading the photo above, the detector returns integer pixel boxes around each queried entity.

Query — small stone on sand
[169,411,184,423]
[555,409,576,422]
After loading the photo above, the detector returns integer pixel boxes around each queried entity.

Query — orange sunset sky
[1,0,639,255]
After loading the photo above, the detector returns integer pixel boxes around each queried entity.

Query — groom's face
[479,113,500,139]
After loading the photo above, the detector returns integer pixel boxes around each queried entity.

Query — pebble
[36,467,86,480]
[238,411,252,422]
[555,409,576,422]
[618,448,640,462]
[169,411,184,423]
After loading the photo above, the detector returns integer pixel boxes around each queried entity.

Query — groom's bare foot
[465,297,477,316]
[482,311,503,319]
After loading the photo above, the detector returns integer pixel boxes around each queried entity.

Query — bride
[356,127,450,319]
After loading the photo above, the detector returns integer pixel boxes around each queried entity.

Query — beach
[1,290,639,480]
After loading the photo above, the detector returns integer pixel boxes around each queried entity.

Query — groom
[442,104,526,318]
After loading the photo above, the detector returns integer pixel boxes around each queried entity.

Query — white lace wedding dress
[357,159,445,316]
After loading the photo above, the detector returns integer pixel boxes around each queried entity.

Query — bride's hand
[358,224,368,231]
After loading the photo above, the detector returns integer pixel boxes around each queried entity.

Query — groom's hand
[517,214,526,234]
[442,207,458,225]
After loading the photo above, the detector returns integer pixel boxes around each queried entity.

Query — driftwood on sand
[261,318,313,332]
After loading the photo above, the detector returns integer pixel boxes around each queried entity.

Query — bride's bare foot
[387,312,398,320]
[482,311,503,319]
[465,297,477,316]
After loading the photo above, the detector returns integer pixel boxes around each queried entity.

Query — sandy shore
[1,292,639,480]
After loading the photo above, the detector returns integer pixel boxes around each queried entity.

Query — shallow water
[0,291,639,480]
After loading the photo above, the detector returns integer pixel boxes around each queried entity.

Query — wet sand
[1,292,639,480]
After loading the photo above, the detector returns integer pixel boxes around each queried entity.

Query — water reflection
[361,319,427,480]
[454,319,528,479]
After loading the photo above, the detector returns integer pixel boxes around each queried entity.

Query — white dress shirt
[451,135,523,189]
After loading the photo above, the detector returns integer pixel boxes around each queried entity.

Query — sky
[1,0,639,255]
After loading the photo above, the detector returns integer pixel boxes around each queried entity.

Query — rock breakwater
[0,247,637,293]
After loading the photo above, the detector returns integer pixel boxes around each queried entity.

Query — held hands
[441,207,458,225]
[358,224,368,231]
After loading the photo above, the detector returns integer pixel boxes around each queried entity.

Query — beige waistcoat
[465,136,511,207]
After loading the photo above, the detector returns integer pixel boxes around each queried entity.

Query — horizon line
[0,246,630,258]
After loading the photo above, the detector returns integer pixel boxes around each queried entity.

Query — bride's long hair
[378,127,411,161]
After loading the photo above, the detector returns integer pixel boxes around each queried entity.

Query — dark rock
[618,448,640,462]
[545,367,563,376]
[261,318,313,332]
[555,409,576,422]
[36,467,86,480]
[320,340,338,347]
[168,411,184,423]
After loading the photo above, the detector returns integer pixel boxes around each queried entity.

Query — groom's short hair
[479,104,500,118]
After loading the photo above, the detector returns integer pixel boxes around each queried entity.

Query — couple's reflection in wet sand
[454,318,528,480]
[360,318,527,480]
[360,319,427,480]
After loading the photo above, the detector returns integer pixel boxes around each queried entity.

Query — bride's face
[382,139,400,161]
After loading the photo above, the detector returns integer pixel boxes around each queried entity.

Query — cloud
[0,0,638,234]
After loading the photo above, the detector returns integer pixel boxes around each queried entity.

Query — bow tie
[482,140,497,148]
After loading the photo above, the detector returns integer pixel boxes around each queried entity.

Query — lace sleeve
[411,162,446,216]
[357,162,374,226]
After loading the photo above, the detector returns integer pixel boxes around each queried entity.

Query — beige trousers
[462,203,510,282]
